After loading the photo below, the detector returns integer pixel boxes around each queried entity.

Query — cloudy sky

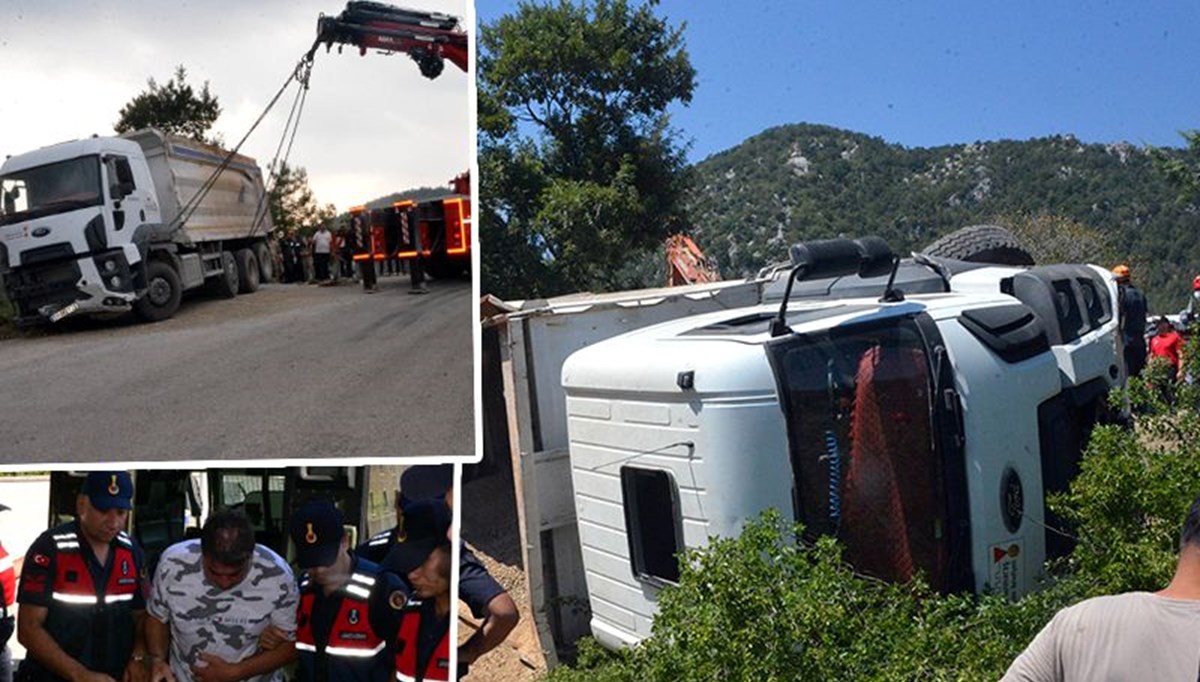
[0,0,471,212]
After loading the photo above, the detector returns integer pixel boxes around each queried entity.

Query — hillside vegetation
[687,123,1199,312]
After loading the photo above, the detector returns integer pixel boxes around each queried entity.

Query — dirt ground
[459,469,548,682]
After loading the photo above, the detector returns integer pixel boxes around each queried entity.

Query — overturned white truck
[0,129,274,324]
[485,228,1125,659]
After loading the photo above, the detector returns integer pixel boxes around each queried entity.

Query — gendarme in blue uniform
[357,531,505,619]
[16,521,145,682]
[296,555,409,682]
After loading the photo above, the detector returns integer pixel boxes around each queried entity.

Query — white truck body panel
[562,290,1115,648]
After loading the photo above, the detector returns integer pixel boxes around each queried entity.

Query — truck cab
[1,129,274,325]
[1,137,157,323]
[558,240,1121,649]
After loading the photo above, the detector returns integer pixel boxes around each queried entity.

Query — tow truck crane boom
[314,1,469,79]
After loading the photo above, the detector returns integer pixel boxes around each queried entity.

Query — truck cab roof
[1,136,144,174]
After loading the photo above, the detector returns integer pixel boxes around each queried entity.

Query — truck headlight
[109,275,122,289]
[104,260,117,273]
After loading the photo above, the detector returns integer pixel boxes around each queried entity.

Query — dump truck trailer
[0,128,274,324]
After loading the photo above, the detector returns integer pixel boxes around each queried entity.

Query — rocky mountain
[686,123,1199,311]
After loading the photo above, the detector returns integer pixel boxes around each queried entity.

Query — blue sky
[476,0,1200,163]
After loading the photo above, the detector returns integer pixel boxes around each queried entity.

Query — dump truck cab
[1,129,274,325]
[0,137,157,322]
[560,239,1121,649]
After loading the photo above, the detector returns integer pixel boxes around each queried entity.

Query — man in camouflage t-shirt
[146,510,298,681]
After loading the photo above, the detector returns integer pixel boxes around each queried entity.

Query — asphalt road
[0,276,475,462]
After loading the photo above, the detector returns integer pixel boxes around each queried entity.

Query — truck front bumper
[4,246,142,324]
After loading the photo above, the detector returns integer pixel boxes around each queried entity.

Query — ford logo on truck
[32,226,51,237]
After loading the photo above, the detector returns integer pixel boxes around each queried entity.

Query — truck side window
[105,156,136,200]
[114,158,135,187]
[620,466,683,585]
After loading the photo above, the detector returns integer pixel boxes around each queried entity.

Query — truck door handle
[140,209,146,221]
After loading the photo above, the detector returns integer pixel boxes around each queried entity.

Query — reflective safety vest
[19,525,141,681]
[296,562,390,682]
[393,602,450,682]
[0,541,14,617]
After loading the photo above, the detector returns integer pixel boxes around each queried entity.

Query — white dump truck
[0,129,275,324]
[483,227,1126,659]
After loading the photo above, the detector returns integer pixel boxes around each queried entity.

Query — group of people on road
[4,469,517,682]
[272,219,426,295]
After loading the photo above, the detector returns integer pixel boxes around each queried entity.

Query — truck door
[101,154,143,236]
[765,313,971,592]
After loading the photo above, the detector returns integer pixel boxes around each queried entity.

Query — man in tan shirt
[1002,494,1200,681]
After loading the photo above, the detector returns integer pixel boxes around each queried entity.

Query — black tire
[133,260,182,322]
[235,248,260,294]
[211,251,240,298]
[921,224,1035,266]
[252,242,275,283]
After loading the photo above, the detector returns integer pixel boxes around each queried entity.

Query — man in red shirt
[1149,317,1185,379]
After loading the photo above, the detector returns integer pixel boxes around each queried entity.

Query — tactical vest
[393,603,450,682]
[20,527,140,681]
[297,564,390,682]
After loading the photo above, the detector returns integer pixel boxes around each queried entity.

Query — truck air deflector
[957,304,1050,363]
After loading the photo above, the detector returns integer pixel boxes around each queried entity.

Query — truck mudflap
[7,245,141,323]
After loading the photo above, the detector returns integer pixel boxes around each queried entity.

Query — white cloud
[0,0,470,213]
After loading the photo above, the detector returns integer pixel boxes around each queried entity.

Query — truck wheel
[252,242,275,283]
[211,250,240,298]
[235,248,260,294]
[921,224,1035,266]
[133,260,182,322]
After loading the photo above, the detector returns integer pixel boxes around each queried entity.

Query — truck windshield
[0,155,103,227]
[767,317,948,589]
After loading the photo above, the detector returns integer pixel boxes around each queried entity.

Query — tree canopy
[479,0,697,299]
[268,162,335,236]
[1151,130,1200,205]
[114,65,221,143]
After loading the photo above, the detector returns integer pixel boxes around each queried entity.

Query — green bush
[545,337,1200,681]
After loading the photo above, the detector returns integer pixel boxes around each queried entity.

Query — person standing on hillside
[1150,316,1185,379]
[1002,492,1200,681]
[1113,264,1148,378]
